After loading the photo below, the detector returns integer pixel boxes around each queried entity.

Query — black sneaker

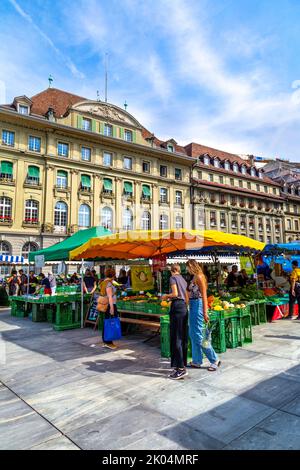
[168,369,188,380]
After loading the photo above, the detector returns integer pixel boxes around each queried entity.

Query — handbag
[97,280,110,313]
[104,317,122,342]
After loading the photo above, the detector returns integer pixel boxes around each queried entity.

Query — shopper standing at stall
[18,269,28,296]
[28,271,38,294]
[38,273,52,295]
[227,265,239,288]
[162,264,189,380]
[99,267,119,350]
[8,270,20,296]
[186,260,221,372]
[287,260,300,319]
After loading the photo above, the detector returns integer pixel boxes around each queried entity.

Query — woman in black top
[162,264,189,380]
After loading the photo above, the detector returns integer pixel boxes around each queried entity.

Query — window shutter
[92,120,97,132]
[58,170,67,177]
[103,178,113,191]
[119,127,124,139]
[28,166,40,178]
[1,161,13,174]
[142,185,151,197]
[99,122,104,134]
[77,115,83,129]
[132,130,137,143]
[112,126,117,138]
[124,182,133,193]
[81,175,91,187]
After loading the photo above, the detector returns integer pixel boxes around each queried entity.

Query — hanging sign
[152,255,167,272]
[240,256,254,275]
[131,266,154,291]
[34,255,45,268]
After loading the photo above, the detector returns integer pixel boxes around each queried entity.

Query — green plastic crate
[239,314,252,344]
[32,304,47,322]
[145,303,159,314]
[225,317,240,348]
[258,302,267,323]
[160,315,170,358]
[211,318,226,354]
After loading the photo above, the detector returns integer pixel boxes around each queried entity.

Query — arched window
[123,208,133,230]
[0,241,11,255]
[78,204,91,228]
[24,200,39,223]
[159,214,168,230]
[204,155,210,165]
[241,165,247,175]
[250,167,257,177]
[175,215,183,229]
[141,211,151,230]
[101,206,113,230]
[0,161,13,180]
[54,202,68,228]
[0,197,12,221]
[27,166,40,185]
[57,170,68,188]
[22,242,38,259]
[213,158,220,168]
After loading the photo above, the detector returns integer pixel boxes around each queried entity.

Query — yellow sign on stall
[131,266,154,291]
[240,256,254,275]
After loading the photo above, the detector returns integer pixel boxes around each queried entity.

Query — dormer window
[167,144,174,152]
[224,161,231,171]
[19,105,29,115]
[124,129,133,142]
[241,165,247,175]
[213,158,220,168]
[250,167,257,177]
[258,170,264,179]
[82,118,92,131]
[233,163,239,173]
[204,155,210,165]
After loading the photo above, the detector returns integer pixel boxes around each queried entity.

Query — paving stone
[281,396,300,417]
[67,405,175,450]
[181,394,275,444]
[0,398,60,450]
[199,366,267,394]
[242,354,299,376]
[226,410,300,450]
[123,423,224,450]
[29,436,80,450]
[242,375,300,408]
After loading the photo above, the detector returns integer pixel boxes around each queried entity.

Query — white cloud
[8,0,84,79]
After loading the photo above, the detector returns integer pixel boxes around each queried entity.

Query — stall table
[9,295,90,331]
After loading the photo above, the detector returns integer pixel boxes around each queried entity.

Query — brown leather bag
[97,280,109,312]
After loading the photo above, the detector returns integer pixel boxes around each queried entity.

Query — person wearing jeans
[186,259,221,372]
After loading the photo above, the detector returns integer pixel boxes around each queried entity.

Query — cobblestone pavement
[0,308,300,450]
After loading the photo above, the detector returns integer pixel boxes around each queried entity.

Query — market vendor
[69,272,80,285]
[237,269,249,288]
[28,271,38,294]
[117,269,128,286]
[287,260,300,320]
[227,265,239,288]
[83,269,97,294]
[38,273,52,295]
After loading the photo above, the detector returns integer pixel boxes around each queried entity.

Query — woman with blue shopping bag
[97,267,121,350]
[186,260,221,372]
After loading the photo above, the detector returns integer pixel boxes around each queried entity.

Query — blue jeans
[189,299,218,365]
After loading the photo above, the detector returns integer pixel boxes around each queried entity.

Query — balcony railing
[25,177,40,186]
[23,218,39,225]
[0,216,13,225]
[0,174,15,184]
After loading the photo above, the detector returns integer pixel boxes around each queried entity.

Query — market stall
[0,255,25,307]
[260,242,300,320]
[70,229,265,356]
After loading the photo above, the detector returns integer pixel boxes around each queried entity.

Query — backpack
[97,279,110,312]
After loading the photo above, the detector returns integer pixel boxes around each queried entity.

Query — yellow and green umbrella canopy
[69,229,265,260]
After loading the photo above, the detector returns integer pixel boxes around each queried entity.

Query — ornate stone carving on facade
[72,101,142,128]
[42,223,54,233]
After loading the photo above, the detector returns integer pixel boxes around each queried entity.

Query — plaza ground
[0,308,300,450]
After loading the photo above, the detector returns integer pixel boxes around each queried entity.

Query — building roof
[141,128,187,155]
[30,88,87,117]
[184,142,249,165]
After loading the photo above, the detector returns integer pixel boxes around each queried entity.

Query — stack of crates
[247,301,260,326]
[160,315,171,358]
[31,304,47,322]
[210,313,226,354]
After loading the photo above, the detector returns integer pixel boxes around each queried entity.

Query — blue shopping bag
[104,317,122,342]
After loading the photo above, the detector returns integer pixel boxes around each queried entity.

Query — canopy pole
[81,258,84,328]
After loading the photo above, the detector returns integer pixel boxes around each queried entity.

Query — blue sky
[1,0,300,160]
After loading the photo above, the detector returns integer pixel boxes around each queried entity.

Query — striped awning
[0,254,25,263]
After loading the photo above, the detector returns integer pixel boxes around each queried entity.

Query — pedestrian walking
[162,264,189,380]
[186,259,221,372]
